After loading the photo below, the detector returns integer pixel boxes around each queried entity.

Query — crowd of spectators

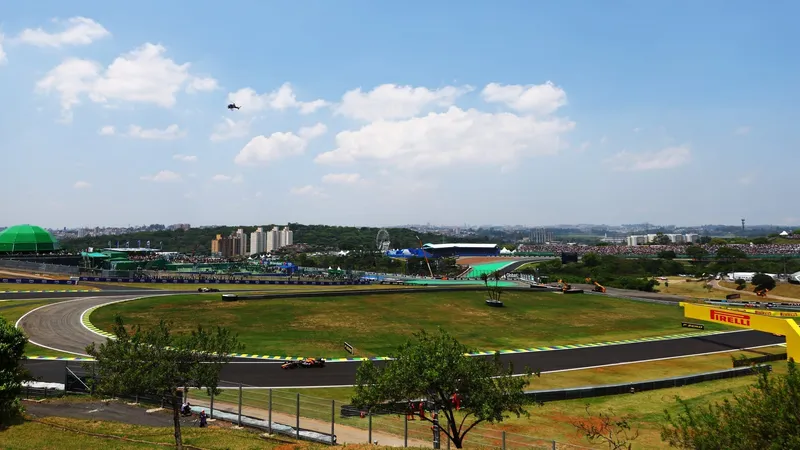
[516,243,800,256]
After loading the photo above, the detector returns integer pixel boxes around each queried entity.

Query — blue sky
[1,1,797,229]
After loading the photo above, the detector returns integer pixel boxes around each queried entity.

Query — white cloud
[0,33,6,65]
[73,180,91,189]
[211,174,244,183]
[127,124,185,140]
[481,82,567,115]
[98,125,115,135]
[16,17,110,48]
[227,83,328,115]
[173,154,197,162]
[578,141,590,152]
[36,43,218,119]
[210,117,253,142]
[289,185,327,198]
[605,145,692,171]
[735,126,751,135]
[140,170,181,182]
[321,173,364,185]
[186,76,218,93]
[335,84,471,121]
[234,123,327,166]
[314,106,574,171]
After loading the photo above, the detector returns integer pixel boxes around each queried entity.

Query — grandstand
[421,243,500,258]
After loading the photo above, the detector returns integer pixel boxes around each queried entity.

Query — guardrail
[525,365,771,403]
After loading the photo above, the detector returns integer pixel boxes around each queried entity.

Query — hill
[58,223,494,254]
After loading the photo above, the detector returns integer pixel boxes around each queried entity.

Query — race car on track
[282,357,326,369]
[198,287,220,292]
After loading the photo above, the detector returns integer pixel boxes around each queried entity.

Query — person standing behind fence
[199,410,207,427]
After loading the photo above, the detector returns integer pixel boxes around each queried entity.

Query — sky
[0,1,798,229]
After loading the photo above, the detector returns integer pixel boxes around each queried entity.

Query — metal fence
[184,385,592,449]
[0,258,79,275]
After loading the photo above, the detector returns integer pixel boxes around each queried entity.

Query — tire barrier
[732,352,787,368]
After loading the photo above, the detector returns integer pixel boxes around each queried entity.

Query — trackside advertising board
[680,302,800,361]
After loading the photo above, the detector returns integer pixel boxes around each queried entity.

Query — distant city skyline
[1,2,797,226]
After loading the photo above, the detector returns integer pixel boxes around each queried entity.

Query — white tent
[780,230,790,236]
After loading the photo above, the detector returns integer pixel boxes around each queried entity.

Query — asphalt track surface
[9,287,787,388]
[24,330,783,387]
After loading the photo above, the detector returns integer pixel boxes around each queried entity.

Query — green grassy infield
[91,290,735,358]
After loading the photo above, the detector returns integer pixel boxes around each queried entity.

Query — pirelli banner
[680,302,800,362]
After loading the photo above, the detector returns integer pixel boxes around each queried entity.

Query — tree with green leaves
[351,329,534,448]
[0,317,29,427]
[661,361,800,449]
[751,273,776,292]
[85,316,243,450]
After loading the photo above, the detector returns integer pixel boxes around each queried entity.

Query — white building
[280,226,293,247]
[265,225,294,252]
[626,233,701,246]
[250,227,266,254]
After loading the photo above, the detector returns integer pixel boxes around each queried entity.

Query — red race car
[282,357,326,369]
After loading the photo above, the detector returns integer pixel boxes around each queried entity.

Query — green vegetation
[287,252,461,276]
[661,361,800,450]
[59,223,493,254]
[86,316,243,449]
[0,316,27,426]
[91,291,733,357]
[0,414,291,449]
[522,251,800,293]
[352,329,532,448]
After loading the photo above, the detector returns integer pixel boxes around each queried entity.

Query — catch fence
[0,258,79,275]
[185,385,593,449]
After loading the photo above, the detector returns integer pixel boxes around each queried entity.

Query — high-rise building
[280,226,293,247]
[211,229,249,257]
[250,227,266,254]
[231,228,248,256]
[265,225,293,252]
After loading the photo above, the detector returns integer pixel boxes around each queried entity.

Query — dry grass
[0,283,97,292]
[719,281,800,300]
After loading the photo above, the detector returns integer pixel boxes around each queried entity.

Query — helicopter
[227,103,241,110]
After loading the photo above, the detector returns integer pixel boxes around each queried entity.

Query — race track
[9,288,787,388]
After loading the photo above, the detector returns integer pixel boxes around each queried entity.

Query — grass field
[190,347,789,449]
[0,283,98,292]
[0,414,292,450]
[719,281,800,299]
[655,278,731,300]
[91,291,734,357]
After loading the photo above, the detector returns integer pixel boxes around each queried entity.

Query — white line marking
[213,343,785,389]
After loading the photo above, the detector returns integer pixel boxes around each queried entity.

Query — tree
[582,252,601,267]
[661,361,800,449]
[351,329,534,448]
[735,278,746,289]
[572,406,640,449]
[0,317,28,427]
[657,250,677,260]
[685,245,708,262]
[751,273,776,292]
[85,316,243,449]
[651,233,672,245]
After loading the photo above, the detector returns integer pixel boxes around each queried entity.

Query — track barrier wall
[0,259,79,275]
[0,277,370,286]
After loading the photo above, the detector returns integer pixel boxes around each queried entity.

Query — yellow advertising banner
[680,302,800,361]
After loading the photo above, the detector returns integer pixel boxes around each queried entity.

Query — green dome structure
[0,224,60,253]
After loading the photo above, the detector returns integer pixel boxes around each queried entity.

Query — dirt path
[189,397,430,447]
[710,280,799,302]
[0,270,60,280]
